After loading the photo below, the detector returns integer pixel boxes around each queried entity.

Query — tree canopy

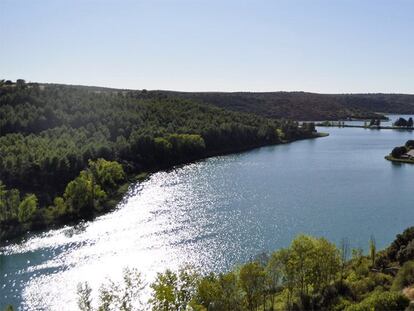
[0,81,318,241]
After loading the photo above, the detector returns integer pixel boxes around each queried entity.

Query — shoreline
[0,132,328,245]
[385,155,414,164]
[317,123,414,131]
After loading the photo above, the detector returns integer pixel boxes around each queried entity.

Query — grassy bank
[385,155,414,164]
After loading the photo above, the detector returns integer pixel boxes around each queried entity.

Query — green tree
[340,238,350,284]
[287,235,316,298]
[239,262,265,311]
[18,194,37,223]
[167,134,206,159]
[96,268,144,311]
[97,280,119,311]
[218,272,243,311]
[406,140,414,149]
[285,235,340,307]
[0,182,21,222]
[150,269,178,311]
[391,146,407,158]
[150,266,199,311]
[176,266,199,309]
[352,247,364,266]
[313,237,341,293]
[0,181,7,221]
[6,189,21,220]
[64,171,106,217]
[53,196,68,217]
[191,273,221,310]
[369,235,376,267]
[15,79,26,89]
[87,159,125,192]
[77,282,93,311]
[265,252,284,311]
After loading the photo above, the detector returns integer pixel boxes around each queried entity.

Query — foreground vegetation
[386,140,414,164]
[70,227,414,311]
[0,80,318,241]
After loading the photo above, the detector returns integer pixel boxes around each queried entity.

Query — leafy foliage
[17,194,38,223]
[76,232,414,311]
[344,291,409,311]
[77,268,144,311]
[150,266,199,311]
[394,117,414,127]
[392,261,414,291]
[0,82,314,199]
[389,140,414,159]
[0,159,125,240]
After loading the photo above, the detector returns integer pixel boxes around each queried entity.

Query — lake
[1,122,413,310]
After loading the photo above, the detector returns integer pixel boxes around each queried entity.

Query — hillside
[3,80,414,121]
[154,91,414,121]
[0,80,317,241]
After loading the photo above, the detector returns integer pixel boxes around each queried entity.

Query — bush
[391,146,407,158]
[386,227,414,264]
[392,261,414,291]
[394,117,409,127]
[406,140,414,149]
[396,241,414,265]
[344,291,409,311]
[332,298,352,311]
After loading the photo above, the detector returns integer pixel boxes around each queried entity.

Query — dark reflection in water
[1,124,414,310]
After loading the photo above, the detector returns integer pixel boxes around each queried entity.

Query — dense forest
[68,227,414,311]
[157,91,414,121]
[0,80,318,241]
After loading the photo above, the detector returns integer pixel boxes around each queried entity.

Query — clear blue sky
[1,0,413,93]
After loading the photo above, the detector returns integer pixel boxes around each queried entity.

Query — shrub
[394,117,409,127]
[344,291,409,311]
[406,140,414,149]
[391,146,407,158]
[17,194,38,223]
[396,241,414,265]
[392,261,414,291]
[386,227,414,264]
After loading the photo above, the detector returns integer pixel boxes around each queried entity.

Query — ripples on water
[1,158,258,310]
[1,123,414,310]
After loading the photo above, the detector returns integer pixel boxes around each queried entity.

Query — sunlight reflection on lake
[1,121,414,310]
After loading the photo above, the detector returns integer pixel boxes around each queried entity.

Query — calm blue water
[1,123,413,310]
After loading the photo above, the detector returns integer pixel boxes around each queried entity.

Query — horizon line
[3,78,414,96]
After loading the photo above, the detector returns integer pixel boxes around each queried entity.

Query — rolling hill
[151,91,414,121]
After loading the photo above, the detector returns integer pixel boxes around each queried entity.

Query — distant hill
[3,80,414,120]
[149,91,414,121]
